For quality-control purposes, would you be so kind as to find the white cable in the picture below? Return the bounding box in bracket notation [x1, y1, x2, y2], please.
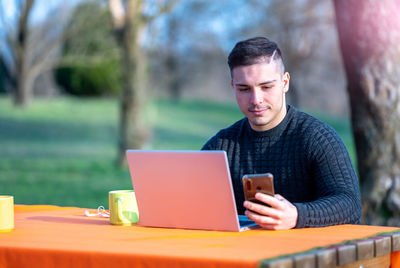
[84, 206, 110, 218]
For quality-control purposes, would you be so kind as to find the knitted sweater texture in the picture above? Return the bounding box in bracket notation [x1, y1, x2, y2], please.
[202, 105, 362, 228]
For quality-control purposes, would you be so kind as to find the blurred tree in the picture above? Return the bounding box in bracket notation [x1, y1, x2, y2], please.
[1, 0, 35, 106]
[156, 0, 207, 100]
[246, 0, 333, 108]
[108, 0, 178, 165]
[147, 0, 249, 102]
[334, 0, 400, 225]
[147, 0, 217, 101]
[56, 1, 122, 96]
[0, 0, 71, 106]
[164, 12, 181, 100]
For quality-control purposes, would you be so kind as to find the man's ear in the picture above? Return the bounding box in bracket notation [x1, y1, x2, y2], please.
[283, 72, 290, 93]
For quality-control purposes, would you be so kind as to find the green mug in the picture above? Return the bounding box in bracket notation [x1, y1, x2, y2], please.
[109, 190, 139, 226]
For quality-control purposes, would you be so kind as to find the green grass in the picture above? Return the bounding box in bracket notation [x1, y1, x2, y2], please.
[0, 95, 355, 208]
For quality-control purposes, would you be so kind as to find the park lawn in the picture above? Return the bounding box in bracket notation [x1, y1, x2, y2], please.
[0, 96, 355, 208]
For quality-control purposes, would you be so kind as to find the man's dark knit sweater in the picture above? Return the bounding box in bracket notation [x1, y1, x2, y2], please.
[202, 105, 362, 228]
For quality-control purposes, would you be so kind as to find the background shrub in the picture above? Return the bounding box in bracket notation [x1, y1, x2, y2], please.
[55, 60, 122, 96]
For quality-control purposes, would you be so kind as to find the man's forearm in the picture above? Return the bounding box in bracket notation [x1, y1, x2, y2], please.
[293, 193, 361, 228]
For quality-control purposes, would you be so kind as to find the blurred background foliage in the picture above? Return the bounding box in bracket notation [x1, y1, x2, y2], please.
[55, 60, 121, 96]
[0, 0, 346, 109]
[55, 1, 122, 96]
[0, 0, 354, 207]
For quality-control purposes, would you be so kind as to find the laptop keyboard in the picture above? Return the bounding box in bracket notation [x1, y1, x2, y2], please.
[238, 215, 256, 227]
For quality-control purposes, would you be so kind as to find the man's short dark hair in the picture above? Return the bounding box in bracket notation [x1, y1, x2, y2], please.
[228, 37, 285, 77]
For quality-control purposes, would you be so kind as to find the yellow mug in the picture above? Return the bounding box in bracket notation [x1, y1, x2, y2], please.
[109, 190, 139, 226]
[0, 196, 14, 232]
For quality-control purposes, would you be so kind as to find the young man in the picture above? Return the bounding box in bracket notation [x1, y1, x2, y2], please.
[202, 37, 362, 230]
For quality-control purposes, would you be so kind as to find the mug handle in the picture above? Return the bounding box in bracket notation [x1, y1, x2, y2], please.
[117, 197, 124, 222]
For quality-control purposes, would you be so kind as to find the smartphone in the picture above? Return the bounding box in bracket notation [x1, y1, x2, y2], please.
[242, 173, 274, 205]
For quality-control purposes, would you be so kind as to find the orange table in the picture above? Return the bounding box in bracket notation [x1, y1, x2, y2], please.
[0, 205, 399, 268]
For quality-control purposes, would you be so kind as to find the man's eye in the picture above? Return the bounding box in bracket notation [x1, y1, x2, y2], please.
[238, 88, 249, 92]
[262, 86, 272, 90]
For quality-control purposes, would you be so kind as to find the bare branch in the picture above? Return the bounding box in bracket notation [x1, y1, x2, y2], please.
[28, 48, 58, 84]
[0, 1, 8, 28]
[27, 5, 106, 72]
[4, 26, 17, 55]
[17, 0, 35, 45]
[142, 0, 179, 23]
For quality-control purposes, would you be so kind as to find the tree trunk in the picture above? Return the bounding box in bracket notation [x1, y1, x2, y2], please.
[166, 15, 182, 100]
[117, 0, 149, 166]
[109, 0, 177, 165]
[333, 0, 400, 225]
[14, 65, 28, 106]
[166, 52, 181, 100]
[14, 72, 34, 107]
[13, 0, 35, 107]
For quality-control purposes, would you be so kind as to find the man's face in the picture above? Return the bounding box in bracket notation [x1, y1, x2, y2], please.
[231, 61, 290, 131]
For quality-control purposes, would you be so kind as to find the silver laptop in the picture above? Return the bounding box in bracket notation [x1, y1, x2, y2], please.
[126, 150, 259, 232]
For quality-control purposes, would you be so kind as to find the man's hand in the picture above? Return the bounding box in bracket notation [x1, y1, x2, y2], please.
[243, 193, 298, 230]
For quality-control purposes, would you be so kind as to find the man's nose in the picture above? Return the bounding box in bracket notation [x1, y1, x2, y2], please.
[250, 88, 263, 105]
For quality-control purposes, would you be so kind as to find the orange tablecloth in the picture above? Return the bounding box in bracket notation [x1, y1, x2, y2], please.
[0, 205, 399, 268]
